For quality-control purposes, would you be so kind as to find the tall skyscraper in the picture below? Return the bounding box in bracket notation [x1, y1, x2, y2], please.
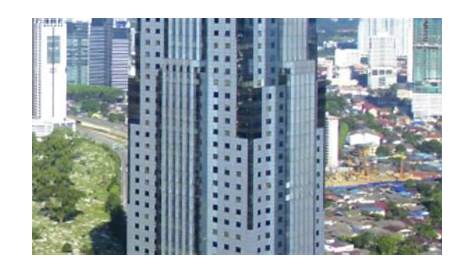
[89, 18, 113, 87]
[326, 115, 339, 171]
[412, 18, 442, 119]
[127, 18, 325, 255]
[358, 18, 412, 57]
[32, 18, 74, 137]
[368, 33, 397, 89]
[89, 18, 130, 92]
[111, 27, 130, 92]
[67, 20, 90, 85]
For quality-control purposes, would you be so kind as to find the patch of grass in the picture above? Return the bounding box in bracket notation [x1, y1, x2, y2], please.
[32, 139, 124, 255]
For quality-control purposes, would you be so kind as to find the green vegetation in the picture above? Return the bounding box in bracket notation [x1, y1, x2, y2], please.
[348, 232, 422, 255]
[32, 129, 125, 254]
[33, 129, 84, 223]
[419, 183, 442, 227]
[67, 84, 123, 103]
[62, 243, 73, 253]
[67, 84, 124, 117]
[362, 113, 383, 133]
[108, 113, 126, 123]
[417, 140, 442, 158]
[341, 112, 383, 134]
[326, 93, 348, 116]
[80, 99, 102, 115]
[415, 223, 438, 241]
[376, 145, 391, 157]
[402, 131, 422, 147]
[385, 201, 408, 219]
[339, 121, 350, 154]
[395, 144, 407, 154]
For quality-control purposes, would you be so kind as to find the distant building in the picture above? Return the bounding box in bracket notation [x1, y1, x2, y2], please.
[326, 115, 339, 171]
[32, 18, 75, 137]
[347, 129, 381, 155]
[334, 49, 361, 68]
[89, 18, 130, 92]
[111, 26, 130, 92]
[412, 19, 442, 119]
[368, 34, 397, 90]
[358, 18, 413, 57]
[67, 20, 90, 85]
[332, 67, 358, 87]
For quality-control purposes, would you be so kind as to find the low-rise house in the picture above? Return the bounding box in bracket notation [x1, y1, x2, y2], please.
[359, 204, 386, 217]
[325, 240, 355, 254]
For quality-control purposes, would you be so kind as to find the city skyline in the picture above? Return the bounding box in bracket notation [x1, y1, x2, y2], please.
[31, 17, 443, 256]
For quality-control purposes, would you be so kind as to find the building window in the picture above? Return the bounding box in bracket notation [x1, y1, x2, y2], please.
[47, 36, 60, 64]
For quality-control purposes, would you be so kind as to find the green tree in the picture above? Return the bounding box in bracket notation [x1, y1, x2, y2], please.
[404, 179, 417, 190]
[375, 234, 402, 255]
[62, 243, 73, 253]
[417, 140, 442, 157]
[108, 113, 126, 123]
[351, 231, 376, 249]
[326, 93, 348, 116]
[397, 238, 422, 255]
[81, 99, 101, 114]
[402, 131, 422, 147]
[44, 175, 84, 223]
[32, 227, 41, 240]
[80, 244, 94, 255]
[386, 201, 408, 219]
[395, 144, 407, 154]
[415, 223, 438, 240]
[339, 121, 349, 154]
[376, 145, 391, 157]
[67, 84, 123, 104]
[363, 113, 382, 132]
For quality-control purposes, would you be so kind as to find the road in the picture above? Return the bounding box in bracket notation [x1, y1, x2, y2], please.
[73, 118, 129, 210]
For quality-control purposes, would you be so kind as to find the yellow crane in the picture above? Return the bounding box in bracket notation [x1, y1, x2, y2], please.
[388, 153, 407, 180]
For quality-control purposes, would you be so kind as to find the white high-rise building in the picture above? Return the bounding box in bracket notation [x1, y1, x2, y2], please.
[368, 33, 397, 89]
[334, 49, 361, 68]
[326, 115, 339, 171]
[358, 18, 412, 57]
[32, 18, 75, 137]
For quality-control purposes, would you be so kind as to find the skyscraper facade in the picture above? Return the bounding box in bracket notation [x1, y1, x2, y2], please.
[368, 34, 397, 89]
[358, 18, 412, 57]
[32, 18, 74, 137]
[89, 18, 130, 92]
[89, 18, 113, 87]
[412, 18, 442, 119]
[127, 18, 324, 255]
[111, 27, 130, 92]
[67, 20, 90, 85]
[326, 115, 339, 171]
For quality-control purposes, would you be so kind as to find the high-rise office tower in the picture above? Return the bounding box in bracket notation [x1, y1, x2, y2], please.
[67, 20, 90, 85]
[127, 18, 324, 255]
[358, 18, 412, 57]
[89, 18, 113, 87]
[368, 33, 397, 89]
[326, 115, 339, 171]
[89, 18, 130, 92]
[412, 18, 442, 119]
[32, 18, 74, 137]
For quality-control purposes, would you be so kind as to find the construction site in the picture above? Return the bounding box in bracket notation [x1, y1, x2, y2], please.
[326, 143, 441, 187]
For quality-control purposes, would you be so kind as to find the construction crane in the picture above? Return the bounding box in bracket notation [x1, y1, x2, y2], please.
[354, 144, 374, 179]
[389, 153, 407, 180]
